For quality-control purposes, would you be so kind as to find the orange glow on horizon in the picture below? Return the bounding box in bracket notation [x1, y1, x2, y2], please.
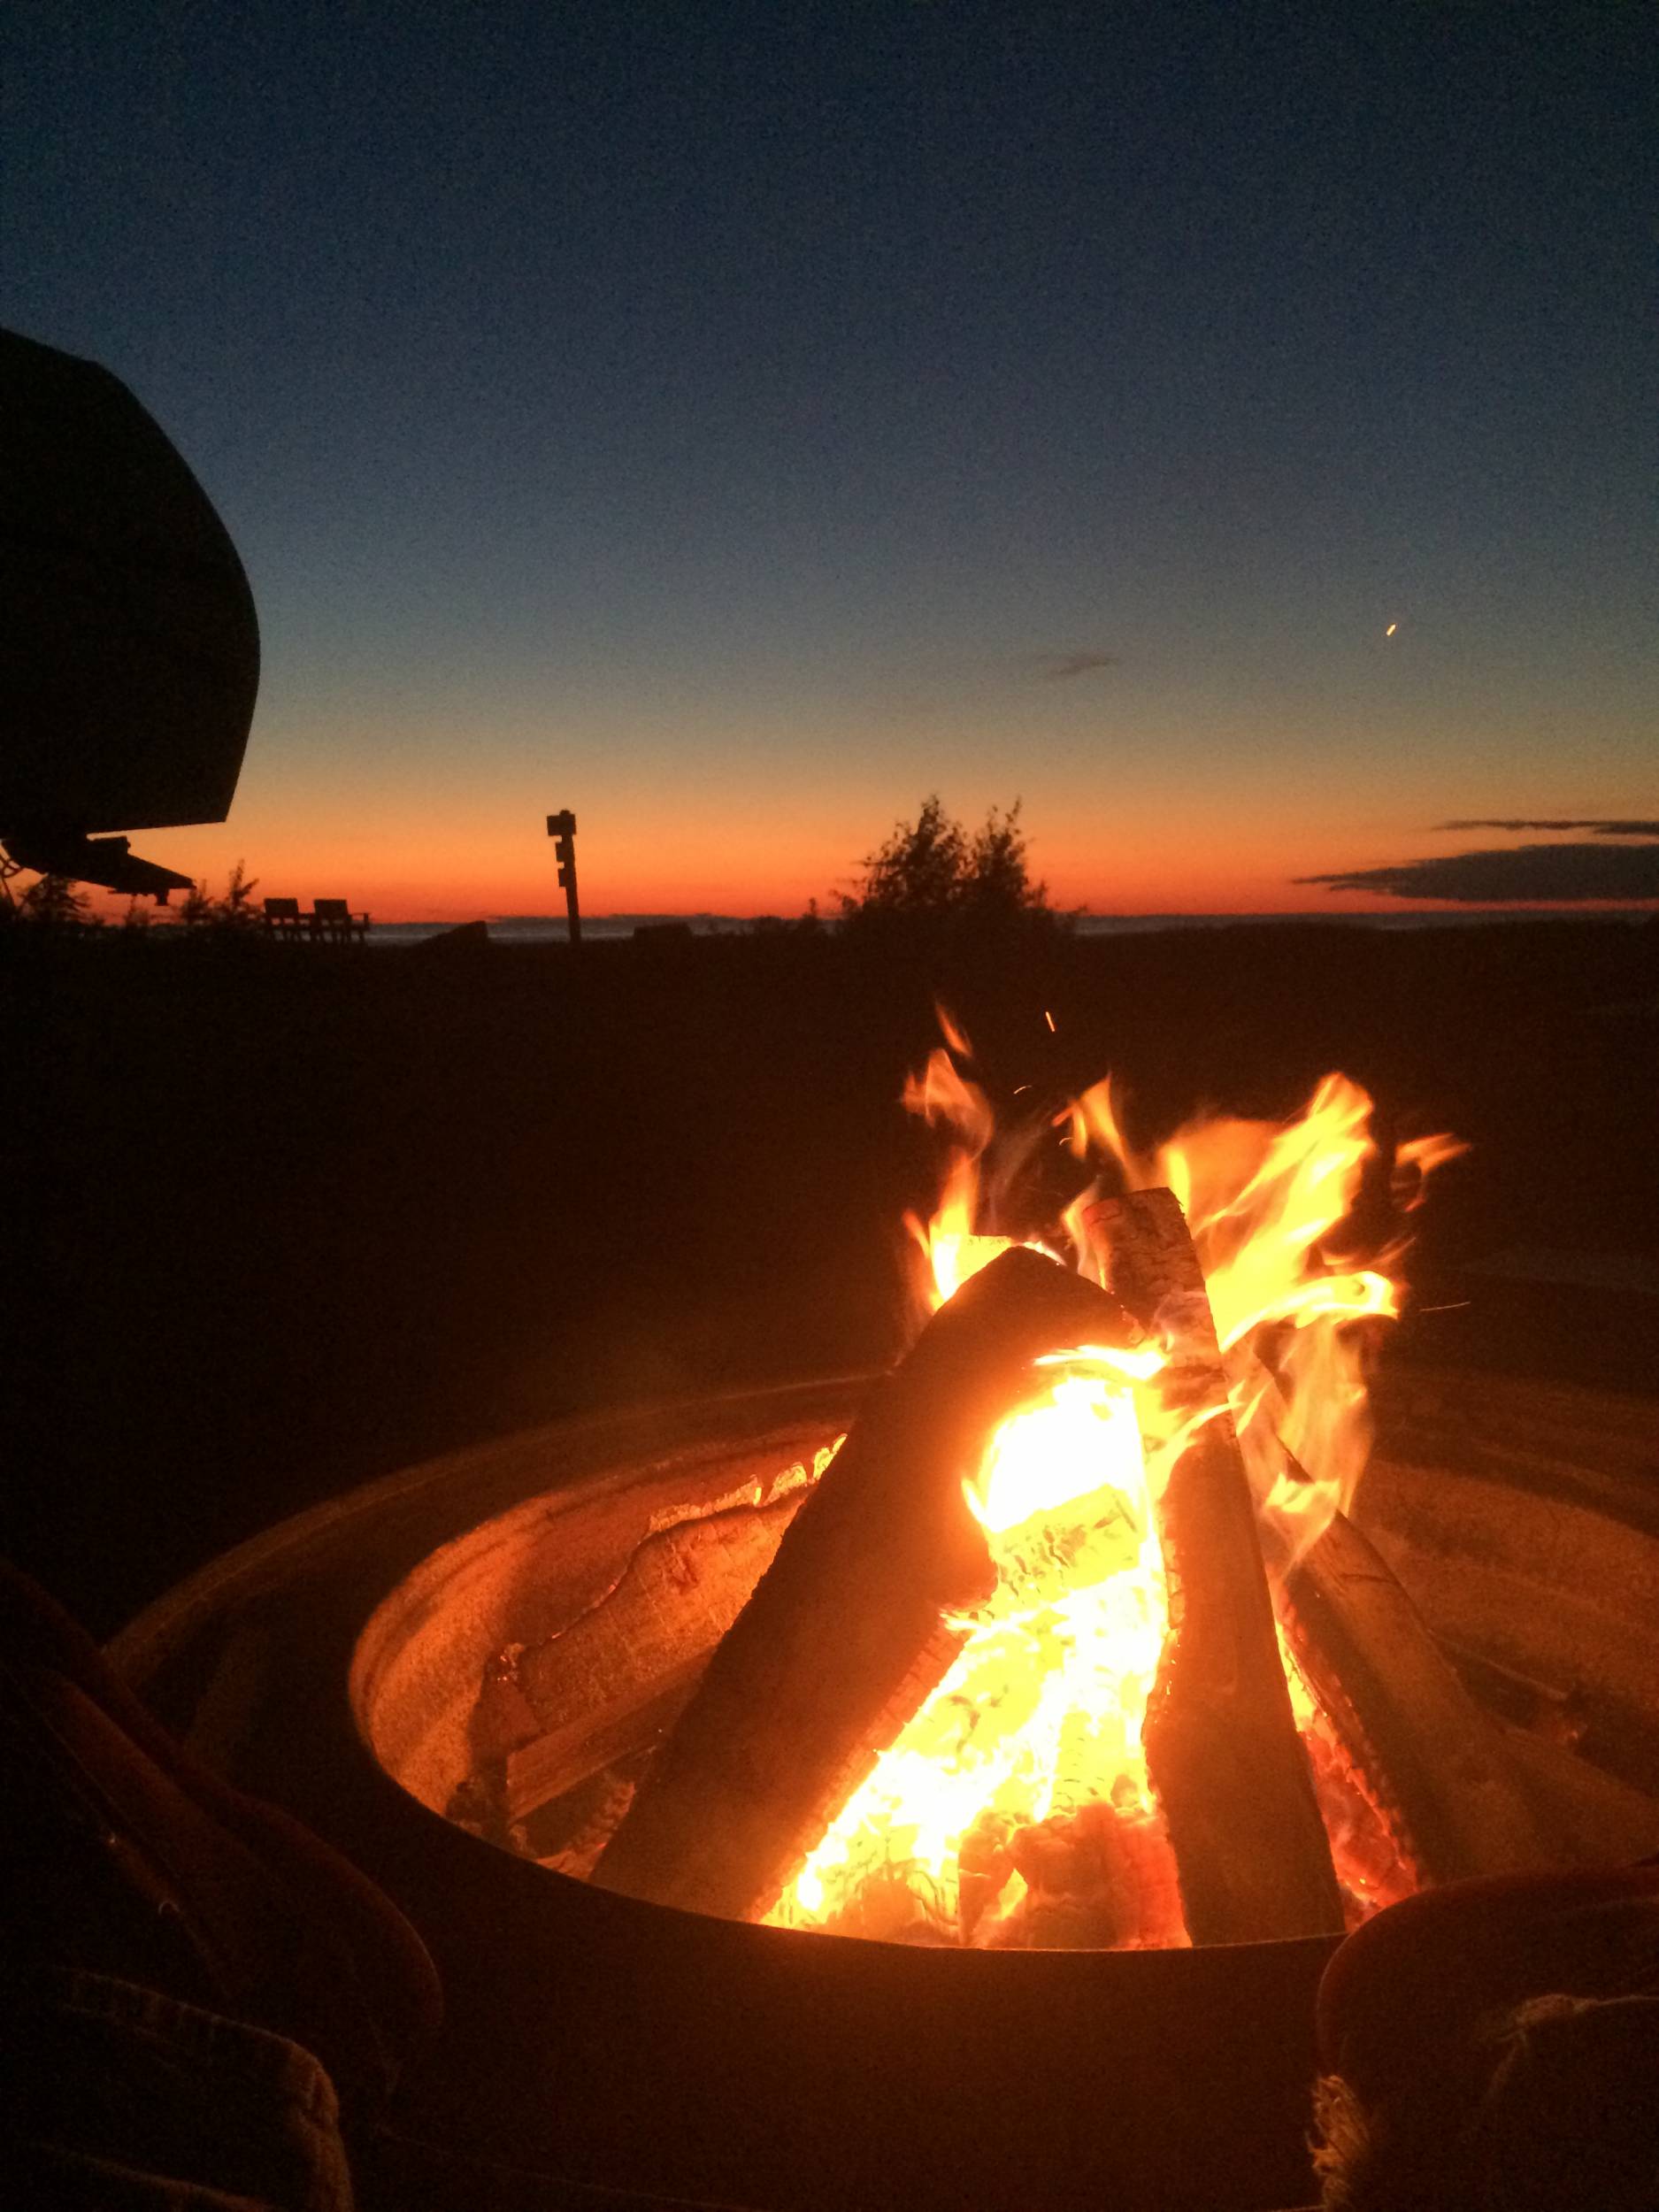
[66, 781, 1658, 925]
[81, 863, 1656, 927]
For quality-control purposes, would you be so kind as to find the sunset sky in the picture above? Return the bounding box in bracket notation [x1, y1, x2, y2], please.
[6, 5, 1653, 919]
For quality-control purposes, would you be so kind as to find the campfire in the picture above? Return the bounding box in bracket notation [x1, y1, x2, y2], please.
[119, 1163, 1656, 2208]
[460, 1025, 1577, 1954]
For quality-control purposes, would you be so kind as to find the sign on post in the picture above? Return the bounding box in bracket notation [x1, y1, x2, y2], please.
[546, 810, 582, 948]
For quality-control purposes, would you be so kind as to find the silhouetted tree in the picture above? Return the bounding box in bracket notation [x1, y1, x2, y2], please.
[218, 860, 261, 931]
[180, 879, 215, 928]
[181, 862, 261, 933]
[960, 802, 1051, 924]
[13, 873, 96, 930]
[845, 795, 970, 921]
[839, 796, 1064, 943]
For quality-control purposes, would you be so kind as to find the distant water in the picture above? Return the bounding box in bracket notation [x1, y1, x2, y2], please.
[366, 909, 1655, 948]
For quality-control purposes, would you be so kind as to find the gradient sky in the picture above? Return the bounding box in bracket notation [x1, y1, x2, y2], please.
[5, 4, 1654, 918]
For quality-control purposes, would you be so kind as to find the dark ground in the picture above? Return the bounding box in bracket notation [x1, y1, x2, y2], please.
[6, 916, 1657, 1636]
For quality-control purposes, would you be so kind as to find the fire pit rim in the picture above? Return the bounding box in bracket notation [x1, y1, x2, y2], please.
[107, 1371, 879, 1685]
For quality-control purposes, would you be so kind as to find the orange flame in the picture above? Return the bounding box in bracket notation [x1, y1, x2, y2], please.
[900, 1040, 1013, 1307]
[766, 1023, 1463, 1946]
[1070, 1070, 1466, 1549]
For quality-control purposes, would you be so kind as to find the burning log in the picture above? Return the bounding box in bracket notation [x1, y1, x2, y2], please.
[593, 1246, 1137, 1920]
[1082, 1187, 1346, 1943]
[1279, 1509, 1561, 1886]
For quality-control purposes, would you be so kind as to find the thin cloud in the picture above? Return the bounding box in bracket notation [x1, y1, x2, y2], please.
[1300, 841, 1659, 903]
[1025, 650, 1120, 682]
[1437, 818, 1659, 837]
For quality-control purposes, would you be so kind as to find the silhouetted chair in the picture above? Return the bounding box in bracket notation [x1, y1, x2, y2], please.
[262, 895, 304, 940]
[310, 898, 369, 943]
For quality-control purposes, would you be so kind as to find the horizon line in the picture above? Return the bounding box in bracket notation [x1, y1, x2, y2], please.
[367, 902, 1659, 927]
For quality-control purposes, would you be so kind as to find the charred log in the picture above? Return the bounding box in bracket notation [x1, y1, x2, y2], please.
[1082, 1187, 1346, 1943]
[593, 1247, 1136, 1920]
[1281, 1509, 1563, 1885]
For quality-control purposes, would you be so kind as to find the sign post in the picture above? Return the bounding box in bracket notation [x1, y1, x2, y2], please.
[546, 810, 581, 949]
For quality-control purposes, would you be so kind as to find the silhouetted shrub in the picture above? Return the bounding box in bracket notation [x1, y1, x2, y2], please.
[180, 861, 263, 934]
[7, 872, 97, 931]
[838, 795, 1071, 954]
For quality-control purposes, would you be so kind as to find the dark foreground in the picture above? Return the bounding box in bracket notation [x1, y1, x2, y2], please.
[7, 915, 1657, 1633]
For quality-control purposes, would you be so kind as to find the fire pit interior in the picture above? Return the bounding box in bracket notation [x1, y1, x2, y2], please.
[340, 1359, 1659, 2208]
[363, 1039, 1657, 1960]
[357, 1379, 1659, 1924]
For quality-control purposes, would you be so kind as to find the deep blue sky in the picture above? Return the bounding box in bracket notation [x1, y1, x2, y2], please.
[6, 4, 1654, 915]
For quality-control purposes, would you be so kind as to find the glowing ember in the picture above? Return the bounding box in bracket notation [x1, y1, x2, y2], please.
[765, 1026, 1463, 1945]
